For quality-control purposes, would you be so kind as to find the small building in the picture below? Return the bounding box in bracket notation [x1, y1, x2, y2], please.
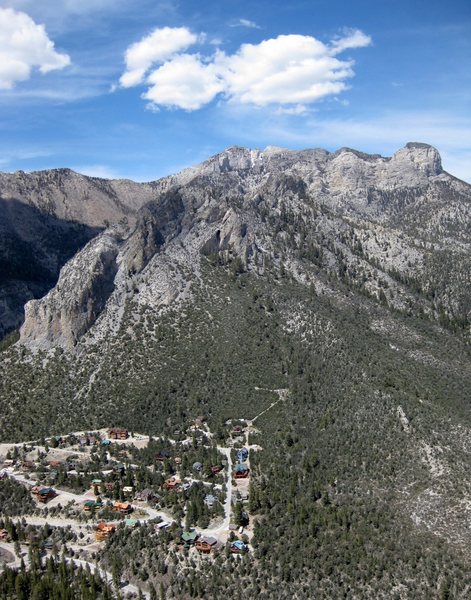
[230, 540, 248, 554]
[101, 439, 111, 446]
[0, 529, 9, 542]
[48, 460, 62, 469]
[91, 479, 104, 494]
[231, 425, 245, 437]
[233, 464, 249, 479]
[123, 486, 134, 496]
[96, 523, 115, 542]
[156, 450, 171, 462]
[211, 465, 223, 475]
[174, 456, 182, 465]
[32, 486, 56, 503]
[0, 470, 8, 480]
[237, 448, 249, 463]
[125, 518, 139, 528]
[181, 530, 198, 546]
[196, 536, 217, 554]
[194, 416, 206, 427]
[204, 494, 216, 508]
[108, 428, 129, 440]
[192, 461, 203, 472]
[113, 501, 133, 514]
[163, 477, 180, 491]
[135, 488, 155, 502]
[21, 460, 36, 472]
[112, 463, 126, 476]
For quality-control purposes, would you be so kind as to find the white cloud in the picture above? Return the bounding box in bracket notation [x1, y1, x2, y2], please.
[330, 28, 372, 54]
[120, 26, 199, 88]
[0, 7, 70, 89]
[143, 54, 224, 111]
[230, 18, 261, 29]
[120, 28, 371, 111]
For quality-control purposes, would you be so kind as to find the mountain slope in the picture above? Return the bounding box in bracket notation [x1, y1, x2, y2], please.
[1, 143, 471, 598]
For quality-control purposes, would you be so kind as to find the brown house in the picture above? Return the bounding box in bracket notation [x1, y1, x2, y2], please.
[32, 486, 57, 503]
[196, 536, 218, 554]
[113, 501, 133, 514]
[108, 428, 129, 440]
[163, 477, 180, 491]
[95, 523, 115, 541]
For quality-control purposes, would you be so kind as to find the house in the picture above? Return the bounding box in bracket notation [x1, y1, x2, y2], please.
[231, 425, 245, 437]
[104, 482, 115, 492]
[174, 456, 182, 466]
[32, 486, 56, 503]
[0, 470, 8, 480]
[192, 461, 203, 472]
[230, 540, 248, 554]
[101, 439, 111, 446]
[211, 465, 223, 475]
[113, 501, 133, 514]
[237, 448, 249, 462]
[123, 486, 134, 496]
[125, 518, 139, 528]
[108, 428, 129, 440]
[156, 450, 171, 462]
[204, 494, 216, 508]
[196, 536, 217, 553]
[95, 523, 115, 541]
[21, 460, 36, 472]
[91, 479, 104, 494]
[135, 488, 155, 502]
[155, 521, 170, 532]
[112, 463, 126, 475]
[0, 529, 9, 542]
[233, 464, 249, 479]
[181, 530, 198, 546]
[84, 499, 102, 511]
[48, 460, 62, 469]
[163, 477, 180, 491]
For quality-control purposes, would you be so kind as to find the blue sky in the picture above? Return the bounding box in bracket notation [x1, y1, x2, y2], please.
[0, 0, 470, 182]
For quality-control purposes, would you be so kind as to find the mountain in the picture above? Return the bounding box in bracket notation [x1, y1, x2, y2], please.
[0, 166, 199, 337]
[17, 142, 471, 350]
[1, 143, 471, 598]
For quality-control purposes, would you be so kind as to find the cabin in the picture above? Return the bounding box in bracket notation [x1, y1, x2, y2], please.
[194, 416, 206, 427]
[204, 494, 216, 508]
[163, 477, 180, 491]
[0, 529, 9, 542]
[196, 536, 217, 554]
[125, 518, 139, 528]
[21, 460, 36, 472]
[233, 464, 250, 479]
[237, 448, 249, 462]
[113, 501, 133, 514]
[96, 523, 115, 541]
[108, 428, 129, 440]
[181, 531, 199, 546]
[112, 463, 126, 476]
[230, 540, 248, 554]
[156, 450, 172, 462]
[91, 479, 104, 494]
[32, 486, 56, 503]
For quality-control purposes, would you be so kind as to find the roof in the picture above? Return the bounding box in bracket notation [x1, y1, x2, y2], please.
[199, 536, 217, 546]
[125, 519, 138, 527]
[234, 463, 249, 472]
[192, 461, 203, 469]
[231, 540, 247, 550]
[182, 531, 198, 542]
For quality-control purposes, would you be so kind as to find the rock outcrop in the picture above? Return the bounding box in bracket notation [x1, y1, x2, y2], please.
[10, 142, 471, 350]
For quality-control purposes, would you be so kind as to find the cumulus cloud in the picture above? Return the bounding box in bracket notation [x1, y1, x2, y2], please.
[120, 27, 371, 111]
[120, 26, 199, 88]
[0, 7, 70, 89]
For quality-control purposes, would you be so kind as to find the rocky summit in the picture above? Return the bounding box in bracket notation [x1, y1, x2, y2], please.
[1, 143, 471, 599]
[11, 142, 470, 351]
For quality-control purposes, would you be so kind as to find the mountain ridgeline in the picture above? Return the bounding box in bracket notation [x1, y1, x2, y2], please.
[1, 143, 471, 598]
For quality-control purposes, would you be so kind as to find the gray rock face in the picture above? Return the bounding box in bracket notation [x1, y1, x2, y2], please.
[13, 142, 471, 350]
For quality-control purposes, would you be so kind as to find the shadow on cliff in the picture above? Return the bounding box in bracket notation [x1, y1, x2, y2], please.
[0, 197, 102, 340]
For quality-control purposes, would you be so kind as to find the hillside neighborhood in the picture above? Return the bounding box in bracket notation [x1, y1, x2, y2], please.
[0, 414, 264, 596]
